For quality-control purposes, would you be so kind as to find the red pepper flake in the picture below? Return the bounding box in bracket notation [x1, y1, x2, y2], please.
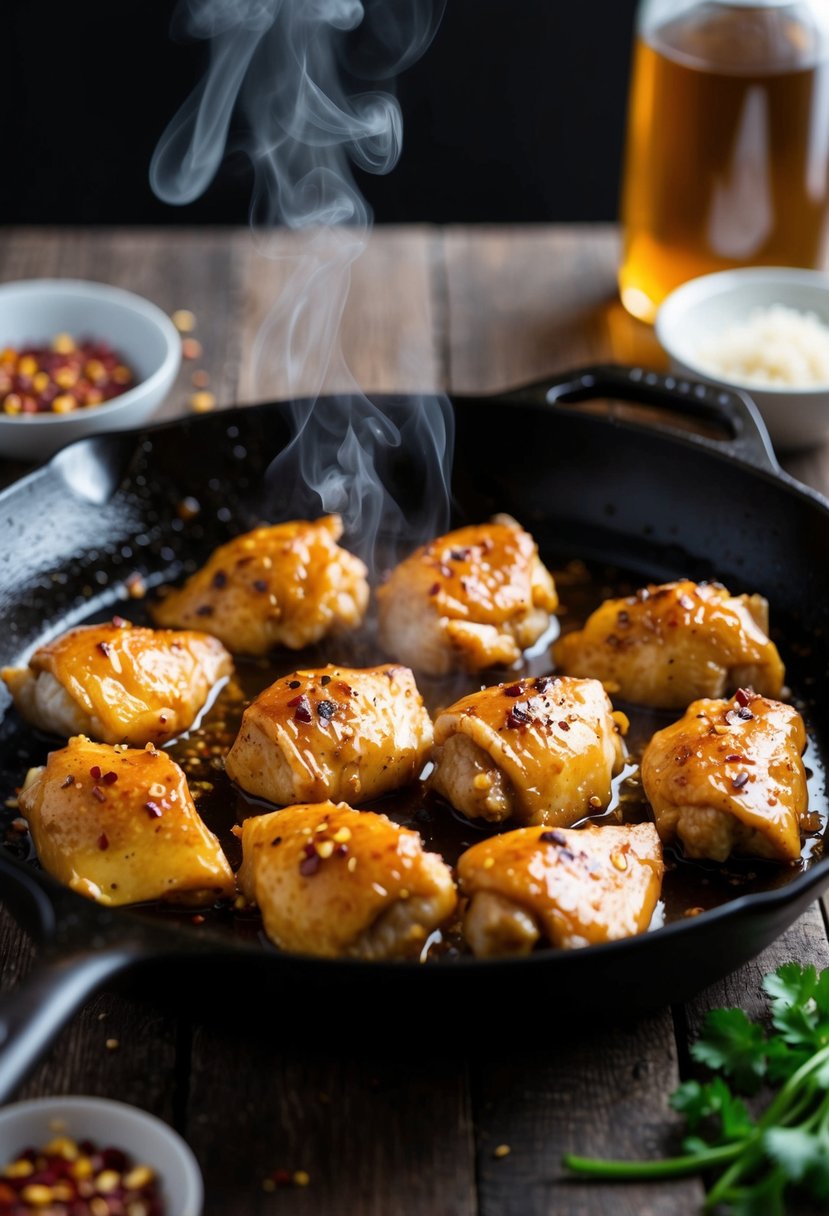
[102, 771, 118, 785]
[504, 683, 524, 697]
[196, 604, 214, 617]
[506, 705, 532, 729]
[111, 615, 128, 627]
[192, 914, 206, 925]
[212, 569, 227, 589]
[429, 582, 440, 596]
[90, 765, 102, 780]
[317, 700, 337, 720]
[449, 547, 471, 561]
[337, 681, 353, 697]
[145, 800, 163, 818]
[732, 771, 750, 789]
[299, 853, 320, 877]
[558, 720, 571, 731]
[97, 832, 109, 850]
[734, 687, 752, 707]
[724, 754, 755, 764]
[96, 640, 111, 658]
[534, 675, 556, 692]
[92, 785, 106, 802]
[61, 774, 74, 789]
[334, 843, 349, 857]
[287, 693, 313, 722]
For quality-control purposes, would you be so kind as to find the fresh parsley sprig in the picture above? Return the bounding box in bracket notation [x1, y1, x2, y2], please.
[563, 963, 829, 1212]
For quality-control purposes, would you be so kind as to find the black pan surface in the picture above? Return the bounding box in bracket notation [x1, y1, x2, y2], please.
[1, 365, 828, 1094]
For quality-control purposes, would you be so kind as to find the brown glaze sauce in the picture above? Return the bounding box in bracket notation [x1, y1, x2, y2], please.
[3, 558, 827, 957]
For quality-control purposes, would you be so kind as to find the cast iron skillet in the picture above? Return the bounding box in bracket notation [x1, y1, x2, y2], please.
[0, 364, 827, 1101]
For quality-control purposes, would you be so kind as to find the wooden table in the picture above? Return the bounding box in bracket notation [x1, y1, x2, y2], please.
[1, 225, 828, 1215]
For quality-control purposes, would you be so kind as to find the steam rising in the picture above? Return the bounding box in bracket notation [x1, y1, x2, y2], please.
[151, 0, 452, 561]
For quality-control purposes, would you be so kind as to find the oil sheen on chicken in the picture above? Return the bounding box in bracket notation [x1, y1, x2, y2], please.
[458, 822, 663, 956]
[225, 664, 434, 805]
[553, 579, 784, 708]
[376, 516, 558, 676]
[430, 674, 627, 826]
[238, 801, 457, 959]
[1, 620, 232, 747]
[18, 736, 235, 907]
[152, 515, 369, 656]
[640, 690, 808, 863]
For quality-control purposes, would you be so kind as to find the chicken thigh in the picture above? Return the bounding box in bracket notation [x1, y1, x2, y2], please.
[18, 736, 235, 907]
[640, 689, 808, 863]
[430, 674, 627, 826]
[1, 620, 232, 747]
[238, 801, 457, 959]
[152, 515, 368, 656]
[553, 579, 784, 708]
[225, 664, 434, 805]
[458, 822, 663, 956]
[376, 516, 558, 676]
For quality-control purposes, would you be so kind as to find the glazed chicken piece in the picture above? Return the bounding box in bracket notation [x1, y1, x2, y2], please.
[430, 674, 626, 827]
[152, 515, 368, 656]
[1, 620, 232, 747]
[376, 516, 558, 676]
[553, 579, 784, 708]
[18, 736, 235, 907]
[458, 822, 663, 956]
[238, 801, 457, 959]
[225, 663, 433, 805]
[640, 689, 808, 863]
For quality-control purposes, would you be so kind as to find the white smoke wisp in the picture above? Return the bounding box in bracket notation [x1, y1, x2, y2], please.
[151, 0, 453, 562]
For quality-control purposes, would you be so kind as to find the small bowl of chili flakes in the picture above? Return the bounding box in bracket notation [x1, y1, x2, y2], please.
[0, 1095, 203, 1215]
[0, 280, 181, 461]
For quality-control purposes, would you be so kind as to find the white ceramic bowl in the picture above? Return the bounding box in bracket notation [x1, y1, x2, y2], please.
[0, 1095, 203, 1214]
[655, 267, 829, 451]
[0, 279, 181, 461]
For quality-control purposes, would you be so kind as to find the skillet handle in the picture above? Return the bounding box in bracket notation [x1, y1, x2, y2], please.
[500, 363, 780, 474]
[0, 945, 143, 1103]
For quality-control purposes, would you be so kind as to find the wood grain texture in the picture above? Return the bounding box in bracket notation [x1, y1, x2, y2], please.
[186, 1026, 476, 1216]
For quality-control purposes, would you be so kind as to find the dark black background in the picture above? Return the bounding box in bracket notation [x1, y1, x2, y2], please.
[3, 0, 638, 225]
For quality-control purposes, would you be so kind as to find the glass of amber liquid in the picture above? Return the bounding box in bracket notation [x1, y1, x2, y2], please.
[619, 0, 829, 323]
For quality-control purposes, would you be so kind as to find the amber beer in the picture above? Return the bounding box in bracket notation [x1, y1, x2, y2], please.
[619, 2, 829, 323]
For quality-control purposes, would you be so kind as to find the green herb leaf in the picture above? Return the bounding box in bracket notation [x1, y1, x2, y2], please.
[691, 1007, 768, 1093]
[763, 1126, 829, 1194]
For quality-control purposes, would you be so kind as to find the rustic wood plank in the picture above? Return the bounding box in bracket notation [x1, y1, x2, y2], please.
[187, 1027, 477, 1216]
[472, 1012, 703, 1216]
[236, 225, 443, 401]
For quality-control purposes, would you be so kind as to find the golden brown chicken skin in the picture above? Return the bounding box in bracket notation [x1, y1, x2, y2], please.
[640, 690, 808, 863]
[458, 822, 663, 956]
[18, 736, 235, 907]
[1, 620, 232, 747]
[553, 579, 784, 708]
[238, 801, 457, 959]
[225, 664, 434, 805]
[376, 516, 558, 676]
[152, 515, 368, 656]
[430, 674, 627, 826]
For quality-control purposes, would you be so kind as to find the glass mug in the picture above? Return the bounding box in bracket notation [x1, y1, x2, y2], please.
[619, 0, 829, 323]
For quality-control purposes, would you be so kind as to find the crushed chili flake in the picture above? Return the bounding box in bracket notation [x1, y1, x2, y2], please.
[90, 766, 102, 780]
[102, 771, 118, 785]
[734, 687, 752, 707]
[428, 582, 440, 596]
[558, 720, 571, 731]
[299, 853, 320, 877]
[506, 705, 531, 729]
[0, 1136, 164, 1213]
[97, 833, 109, 850]
[111, 616, 127, 628]
[91, 786, 106, 803]
[96, 641, 111, 658]
[534, 675, 555, 692]
[504, 683, 524, 697]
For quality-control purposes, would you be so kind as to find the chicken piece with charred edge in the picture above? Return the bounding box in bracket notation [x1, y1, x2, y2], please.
[640, 689, 808, 863]
[553, 579, 784, 709]
[429, 674, 627, 826]
[458, 822, 663, 956]
[151, 515, 368, 656]
[1, 620, 232, 747]
[18, 736, 235, 907]
[225, 663, 434, 805]
[237, 801, 457, 959]
[376, 515, 558, 676]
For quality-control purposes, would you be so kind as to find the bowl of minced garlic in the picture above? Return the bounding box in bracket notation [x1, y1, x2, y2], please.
[656, 266, 829, 451]
[0, 1096, 202, 1215]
